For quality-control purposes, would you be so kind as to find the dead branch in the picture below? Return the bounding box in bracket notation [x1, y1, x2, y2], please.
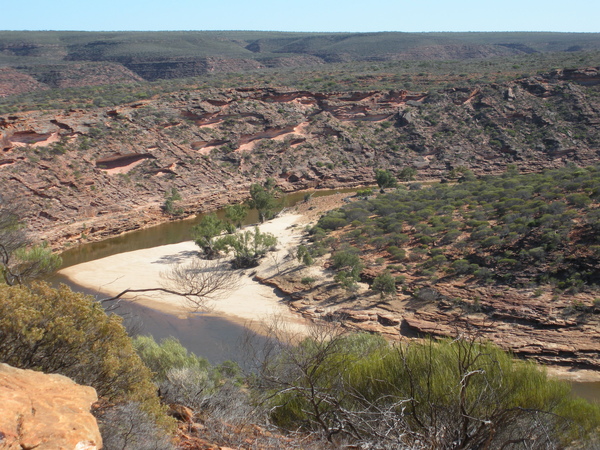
[100, 258, 240, 312]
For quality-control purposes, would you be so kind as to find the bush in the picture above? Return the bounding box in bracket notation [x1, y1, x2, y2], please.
[259, 331, 600, 448]
[387, 245, 407, 262]
[332, 248, 363, 278]
[248, 179, 278, 223]
[318, 211, 348, 230]
[296, 244, 314, 266]
[301, 276, 316, 286]
[371, 270, 397, 298]
[375, 169, 398, 191]
[134, 336, 249, 424]
[97, 402, 175, 450]
[192, 213, 225, 258]
[0, 282, 167, 424]
[215, 226, 277, 268]
[134, 335, 212, 382]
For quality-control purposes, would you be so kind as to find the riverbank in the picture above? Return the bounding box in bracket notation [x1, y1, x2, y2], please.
[58, 191, 600, 386]
[59, 212, 313, 334]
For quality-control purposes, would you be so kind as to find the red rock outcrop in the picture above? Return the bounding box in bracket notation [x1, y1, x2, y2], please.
[0, 363, 102, 450]
[0, 71, 599, 249]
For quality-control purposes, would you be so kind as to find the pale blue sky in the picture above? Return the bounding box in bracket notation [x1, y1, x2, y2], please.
[3, 0, 598, 33]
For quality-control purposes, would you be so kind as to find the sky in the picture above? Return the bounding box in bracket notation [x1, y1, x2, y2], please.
[2, 0, 599, 33]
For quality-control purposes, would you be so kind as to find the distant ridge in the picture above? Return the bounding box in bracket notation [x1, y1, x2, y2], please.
[1, 31, 600, 84]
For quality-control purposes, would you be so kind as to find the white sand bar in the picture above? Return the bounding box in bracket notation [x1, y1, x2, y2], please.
[59, 214, 311, 334]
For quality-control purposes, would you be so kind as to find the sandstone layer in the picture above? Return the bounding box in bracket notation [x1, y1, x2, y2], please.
[0, 363, 102, 450]
[1, 68, 599, 250]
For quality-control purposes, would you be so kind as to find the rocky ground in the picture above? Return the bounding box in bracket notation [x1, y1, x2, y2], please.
[1, 67, 599, 250]
[253, 193, 600, 377]
[0, 363, 101, 449]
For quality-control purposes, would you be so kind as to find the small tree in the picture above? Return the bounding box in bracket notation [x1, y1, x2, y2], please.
[332, 248, 364, 291]
[192, 213, 225, 258]
[162, 187, 183, 216]
[247, 178, 278, 223]
[296, 244, 314, 266]
[398, 166, 417, 182]
[374, 169, 398, 193]
[0, 203, 61, 285]
[371, 270, 396, 298]
[224, 203, 248, 230]
[215, 227, 278, 268]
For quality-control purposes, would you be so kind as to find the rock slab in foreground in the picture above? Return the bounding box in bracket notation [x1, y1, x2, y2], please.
[0, 363, 102, 450]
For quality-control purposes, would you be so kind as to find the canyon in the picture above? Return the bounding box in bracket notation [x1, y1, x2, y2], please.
[1, 67, 599, 250]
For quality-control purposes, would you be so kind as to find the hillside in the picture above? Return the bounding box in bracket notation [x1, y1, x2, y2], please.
[1, 67, 599, 248]
[1, 30, 600, 96]
[273, 165, 600, 370]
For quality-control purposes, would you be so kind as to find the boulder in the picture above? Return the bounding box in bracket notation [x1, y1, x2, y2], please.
[0, 363, 102, 450]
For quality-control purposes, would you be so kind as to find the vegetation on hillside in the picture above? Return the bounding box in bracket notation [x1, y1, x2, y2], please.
[1, 41, 599, 114]
[0, 202, 61, 285]
[312, 164, 600, 295]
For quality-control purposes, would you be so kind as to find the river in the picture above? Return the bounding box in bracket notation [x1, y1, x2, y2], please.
[54, 188, 357, 366]
[54, 188, 599, 403]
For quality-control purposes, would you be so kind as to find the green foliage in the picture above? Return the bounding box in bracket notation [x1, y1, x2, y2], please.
[133, 335, 246, 425]
[296, 244, 314, 266]
[133, 335, 211, 382]
[374, 168, 398, 191]
[215, 226, 277, 268]
[162, 188, 183, 216]
[8, 242, 62, 284]
[317, 210, 348, 230]
[307, 164, 600, 290]
[0, 282, 168, 425]
[332, 247, 364, 291]
[301, 276, 316, 286]
[355, 188, 373, 198]
[247, 178, 279, 223]
[224, 203, 248, 229]
[192, 213, 225, 258]
[398, 166, 417, 181]
[260, 331, 600, 448]
[371, 270, 397, 298]
[1, 204, 61, 286]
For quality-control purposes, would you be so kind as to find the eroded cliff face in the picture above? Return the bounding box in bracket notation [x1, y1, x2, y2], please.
[0, 363, 101, 450]
[1, 68, 599, 248]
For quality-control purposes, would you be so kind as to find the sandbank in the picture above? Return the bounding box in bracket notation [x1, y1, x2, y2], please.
[59, 213, 311, 334]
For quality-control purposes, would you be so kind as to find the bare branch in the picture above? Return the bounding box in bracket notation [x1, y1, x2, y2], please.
[100, 258, 240, 312]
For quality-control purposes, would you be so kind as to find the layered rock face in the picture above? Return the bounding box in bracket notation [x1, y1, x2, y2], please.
[0, 363, 102, 450]
[0, 69, 599, 248]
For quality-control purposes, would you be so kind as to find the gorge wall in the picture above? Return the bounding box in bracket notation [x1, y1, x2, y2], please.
[0, 68, 599, 248]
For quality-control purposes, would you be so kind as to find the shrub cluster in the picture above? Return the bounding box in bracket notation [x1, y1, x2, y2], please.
[315, 164, 600, 291]
[0, 282, 168, 424]
[257, 331, 600, 448]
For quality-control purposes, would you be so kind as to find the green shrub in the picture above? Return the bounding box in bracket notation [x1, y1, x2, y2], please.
[371, 271, 397, 298]
[301, 276, 317, 286]
[0, 282, 168, 425]
[296, 244, 314, 266]
[215, 227, 278, 268]
[260, 332, 600, 448]
[134, 335, 211, 382]
[318, 211, 348, 230]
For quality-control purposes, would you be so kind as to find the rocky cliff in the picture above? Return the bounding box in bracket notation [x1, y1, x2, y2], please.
[0, 363, 102, 450]
[0, 68, 598, 248]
